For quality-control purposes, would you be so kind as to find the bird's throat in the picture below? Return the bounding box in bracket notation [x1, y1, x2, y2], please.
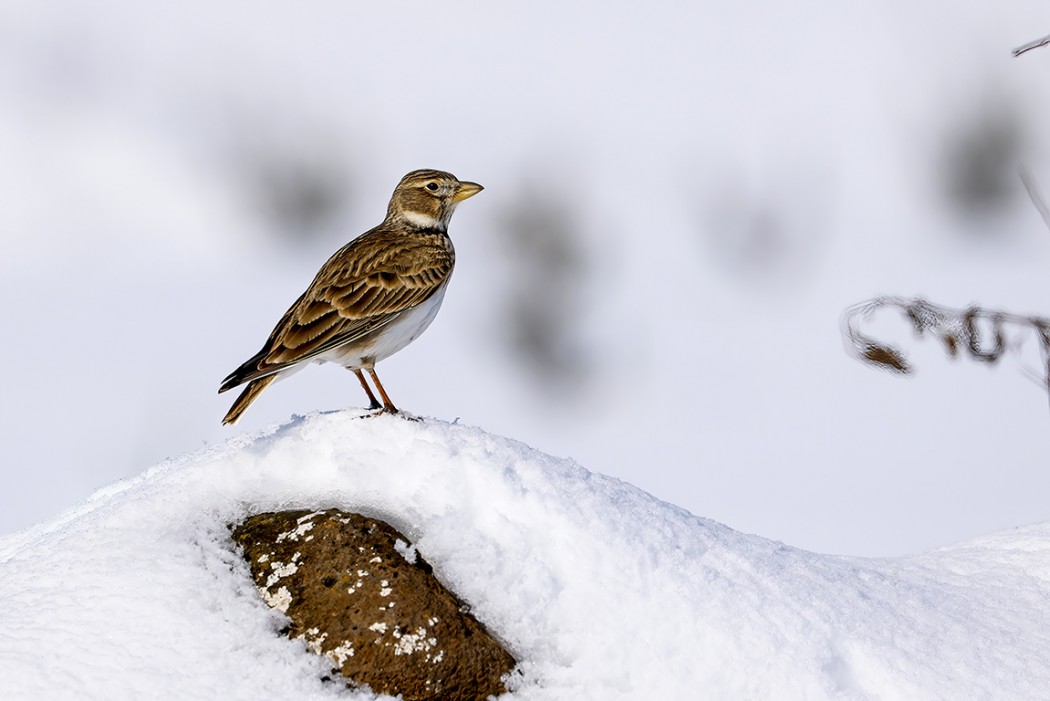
[399, 209, 447, 231]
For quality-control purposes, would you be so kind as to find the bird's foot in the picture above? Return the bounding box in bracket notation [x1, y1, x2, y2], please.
[355, 405, 421, 421]
[360, 406, 423, 422]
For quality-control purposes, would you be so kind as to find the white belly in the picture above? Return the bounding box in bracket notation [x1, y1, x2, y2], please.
[323, 283, 448, 369]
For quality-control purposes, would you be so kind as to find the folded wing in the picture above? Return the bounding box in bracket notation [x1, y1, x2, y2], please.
[220, 230, 453, 392]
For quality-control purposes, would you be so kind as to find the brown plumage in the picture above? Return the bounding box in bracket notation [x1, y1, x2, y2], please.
[219, 169, 482, 425]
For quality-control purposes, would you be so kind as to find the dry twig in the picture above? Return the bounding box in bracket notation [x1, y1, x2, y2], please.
[1020, 167, 1050, 233]
[841, 296, 1050, 395]
[1012, 33, 1050, 58]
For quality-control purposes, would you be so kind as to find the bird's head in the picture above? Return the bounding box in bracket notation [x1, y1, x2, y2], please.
[385, 169, 483, 231]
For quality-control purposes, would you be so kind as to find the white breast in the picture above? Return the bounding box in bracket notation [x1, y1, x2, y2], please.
[323, 282, 449, 370]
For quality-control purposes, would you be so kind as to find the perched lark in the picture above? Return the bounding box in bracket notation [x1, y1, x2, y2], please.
[219, 169, 482, 425]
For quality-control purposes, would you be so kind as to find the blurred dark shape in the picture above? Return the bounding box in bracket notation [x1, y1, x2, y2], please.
[842, 296, 1050, 394]
[251, 152, 348, 236]
[233, 129, 353, 242]
[940, 105, 1024, 222]
[700, 173, 828, 288]
[707, 197, 789, 273]
[496, 183, 590, 395]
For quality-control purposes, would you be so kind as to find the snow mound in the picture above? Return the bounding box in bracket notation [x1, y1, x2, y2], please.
[2, 413, 1048, 700]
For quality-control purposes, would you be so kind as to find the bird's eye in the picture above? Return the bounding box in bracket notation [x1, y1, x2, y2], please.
[426, 182, 439, 192]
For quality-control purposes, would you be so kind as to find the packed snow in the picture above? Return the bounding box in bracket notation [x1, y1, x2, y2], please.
[2, 413, 1048, 700]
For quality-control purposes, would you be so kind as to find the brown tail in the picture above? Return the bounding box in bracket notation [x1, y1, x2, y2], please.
[222, 375, 277, 425]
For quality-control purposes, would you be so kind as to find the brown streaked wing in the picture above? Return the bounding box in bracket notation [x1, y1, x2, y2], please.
[254, 230, 453, 372]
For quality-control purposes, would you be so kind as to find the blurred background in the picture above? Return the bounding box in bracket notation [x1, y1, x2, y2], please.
[2, 1, 1049, 557]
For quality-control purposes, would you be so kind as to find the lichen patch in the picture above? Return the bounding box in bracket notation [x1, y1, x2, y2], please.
[260, 585, 292, 613]
[328, 641, 355, 666]
[392, 627, 439, 657]
[265, 559, 299, 587]
[276, 513, 321, 543]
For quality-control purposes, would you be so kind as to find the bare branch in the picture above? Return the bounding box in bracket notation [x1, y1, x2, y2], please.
[1012, 33, 1050, 57]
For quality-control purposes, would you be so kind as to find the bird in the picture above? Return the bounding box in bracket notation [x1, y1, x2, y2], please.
[219, 169, 482, 425]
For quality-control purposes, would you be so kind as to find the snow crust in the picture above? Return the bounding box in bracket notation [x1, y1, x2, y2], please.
[2, 413, 1049, 700]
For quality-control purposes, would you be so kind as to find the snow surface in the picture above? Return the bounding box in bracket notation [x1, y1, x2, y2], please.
[2, 413, 1049, 700]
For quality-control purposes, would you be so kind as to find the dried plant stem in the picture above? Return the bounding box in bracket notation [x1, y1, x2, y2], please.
[1020, 167, 1050, 233]
[841, 297, 1050, 397]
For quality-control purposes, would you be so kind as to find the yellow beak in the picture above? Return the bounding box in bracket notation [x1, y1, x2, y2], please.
[453, 181, 484, 202]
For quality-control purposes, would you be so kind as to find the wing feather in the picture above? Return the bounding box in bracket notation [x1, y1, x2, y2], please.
[230, 228, 454, 384]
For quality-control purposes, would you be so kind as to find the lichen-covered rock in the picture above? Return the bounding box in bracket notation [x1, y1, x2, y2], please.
[231, 509, 516, 700]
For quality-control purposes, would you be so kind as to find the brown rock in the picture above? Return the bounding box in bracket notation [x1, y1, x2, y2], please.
[231, 509, 516, 700]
